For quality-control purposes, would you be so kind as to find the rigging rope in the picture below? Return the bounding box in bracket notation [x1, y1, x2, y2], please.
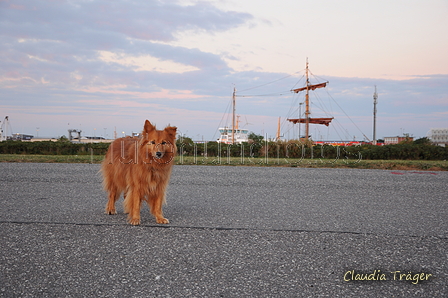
[237, 72, 301, 93]
[212, 97, 233, 141]
[236, 90, 292, 97]
[325, 89, 371, 142]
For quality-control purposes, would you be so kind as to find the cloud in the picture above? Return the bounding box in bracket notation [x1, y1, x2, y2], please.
[0, 0, 251, 91]
[3, 0, 252, 42]
[97, 51, 200, 73]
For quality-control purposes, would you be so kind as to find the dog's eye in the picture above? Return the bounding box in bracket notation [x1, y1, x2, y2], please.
[161, 141, 166, 145]
[151, 141, 156, 145]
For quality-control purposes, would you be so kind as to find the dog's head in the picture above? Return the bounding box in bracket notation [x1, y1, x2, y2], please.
[140, 120, 177, 163]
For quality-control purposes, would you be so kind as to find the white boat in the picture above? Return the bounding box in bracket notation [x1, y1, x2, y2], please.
[217, 126, 249, 144]
[217, 88, 250, 144]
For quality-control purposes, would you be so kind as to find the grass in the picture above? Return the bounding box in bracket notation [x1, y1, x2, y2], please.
[0, 154, 447, 171]
[0, 154, 104, 164]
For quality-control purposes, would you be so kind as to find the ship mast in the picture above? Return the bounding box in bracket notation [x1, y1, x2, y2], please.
[305, 59, 310, 140]
[232, 87, 236, 144]
[287, 59, 332, 141]
[276, 117, 281, 141]
[373, 86, 378, 145]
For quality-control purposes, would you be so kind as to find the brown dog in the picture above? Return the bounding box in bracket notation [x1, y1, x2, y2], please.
[101, 120, 177, 225]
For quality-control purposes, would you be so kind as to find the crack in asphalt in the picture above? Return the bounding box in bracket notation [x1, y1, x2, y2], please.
[1, 220, 446, 240]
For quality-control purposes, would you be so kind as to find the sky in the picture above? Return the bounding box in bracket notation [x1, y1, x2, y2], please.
[1, 0, 447, 141]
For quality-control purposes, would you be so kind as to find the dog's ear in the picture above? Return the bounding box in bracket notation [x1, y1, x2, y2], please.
[165, 126, 177, 139]
[144, 120, 155, 133]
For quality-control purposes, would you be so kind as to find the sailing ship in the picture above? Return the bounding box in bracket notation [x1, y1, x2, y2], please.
[217, 88, 249, 144]
[216, 59, 372, 145]
[287, 59, 334, 140]
[217, 60, 332, 144]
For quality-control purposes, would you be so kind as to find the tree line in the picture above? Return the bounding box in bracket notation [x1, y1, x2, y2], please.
[177, 137, 448, 161]
[0, 139, 110, 155]
[0, 136, 446, 160]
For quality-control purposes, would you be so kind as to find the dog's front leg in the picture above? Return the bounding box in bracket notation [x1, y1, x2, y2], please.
[124, 187, 141, 225]
[148, 194, 169, 224]
[105, 187, 120, 215]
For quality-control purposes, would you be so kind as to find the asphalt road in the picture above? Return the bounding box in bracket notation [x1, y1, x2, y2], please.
[0, 163, 446, 297]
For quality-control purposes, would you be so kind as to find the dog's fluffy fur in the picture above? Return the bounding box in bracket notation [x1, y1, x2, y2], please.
[101, 120, 177, 225]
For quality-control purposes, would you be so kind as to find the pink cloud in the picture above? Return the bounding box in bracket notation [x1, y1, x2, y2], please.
[76, 87, 206, 100]
[9, 4, 26, 10]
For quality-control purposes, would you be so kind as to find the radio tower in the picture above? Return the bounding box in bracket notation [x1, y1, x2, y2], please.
[373, 86, 378, 145]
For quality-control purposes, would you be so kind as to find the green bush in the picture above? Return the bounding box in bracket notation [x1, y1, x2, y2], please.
[1, 139, 447, 160]
[0, 140, 110, 155]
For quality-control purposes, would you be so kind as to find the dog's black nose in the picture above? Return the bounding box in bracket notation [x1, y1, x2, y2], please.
[156, 152, 163, 158]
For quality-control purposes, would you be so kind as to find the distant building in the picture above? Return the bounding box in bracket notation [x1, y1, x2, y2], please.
[427, 128, 448, 147]
[384, 136, 413, 145]
[10, 133, 34, 141]
[85, 136, 105, 140]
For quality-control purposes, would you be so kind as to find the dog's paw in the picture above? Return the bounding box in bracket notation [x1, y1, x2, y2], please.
[105, 209, 117, 215]
[156, 217, 170, 224]
[129, 218, 141, 226]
